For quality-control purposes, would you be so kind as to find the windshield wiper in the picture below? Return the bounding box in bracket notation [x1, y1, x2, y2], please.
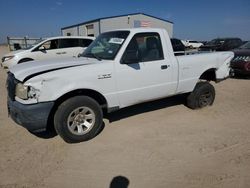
[83, 53, 102, 61]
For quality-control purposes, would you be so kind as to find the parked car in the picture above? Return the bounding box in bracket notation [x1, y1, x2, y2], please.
[200, 38, 243, 51]
[171, 38, 186, 52]
[231, 41, 250, 76]
[7, 28, 233, 143]
[181, 40, 189, 47]
[1, 36, 95, 69]
[183, 40, 203, 48]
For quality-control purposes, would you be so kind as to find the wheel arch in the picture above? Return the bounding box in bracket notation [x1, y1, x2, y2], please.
[46, 89, 108, 130]
[199, 68, 217, 82]
[18, 58, 34, 64]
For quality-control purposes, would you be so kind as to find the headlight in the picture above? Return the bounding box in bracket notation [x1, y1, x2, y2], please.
[15, 83, 28, 99]
[15, 83, 38, 100]
[2, 55, 15, 62]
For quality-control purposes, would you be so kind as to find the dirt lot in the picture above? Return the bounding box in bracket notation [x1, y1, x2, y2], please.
[0, 45, 250, 188]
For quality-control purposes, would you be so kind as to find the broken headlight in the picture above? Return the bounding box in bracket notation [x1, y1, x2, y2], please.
[15, 83, 38, 100]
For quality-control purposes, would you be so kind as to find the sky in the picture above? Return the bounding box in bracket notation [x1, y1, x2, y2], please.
[0, 0, 250, 43]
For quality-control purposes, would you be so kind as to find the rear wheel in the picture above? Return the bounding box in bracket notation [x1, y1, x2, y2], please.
[186, 82, 215, 109]
[54, 96, 103, 143]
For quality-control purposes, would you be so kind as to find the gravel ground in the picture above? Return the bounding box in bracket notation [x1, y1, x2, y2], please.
[0, 45, 250, 188]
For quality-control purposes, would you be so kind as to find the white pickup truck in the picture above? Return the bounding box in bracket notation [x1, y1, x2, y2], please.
[7, 28, 234, 143]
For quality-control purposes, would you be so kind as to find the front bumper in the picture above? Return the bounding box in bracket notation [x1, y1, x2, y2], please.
[1, 62, 10, 70]
[231, 68, 250, 76]
[8, 98, 54, 132]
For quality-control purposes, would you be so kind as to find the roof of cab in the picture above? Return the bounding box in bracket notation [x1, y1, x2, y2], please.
[43, 36, 95, 40]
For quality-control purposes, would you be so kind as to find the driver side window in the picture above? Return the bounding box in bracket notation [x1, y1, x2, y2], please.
[40, 39, 58, 50]
[122, 32, 164, 64]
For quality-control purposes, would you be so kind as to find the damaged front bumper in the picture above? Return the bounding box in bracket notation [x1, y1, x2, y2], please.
[8, 98, 54, 132]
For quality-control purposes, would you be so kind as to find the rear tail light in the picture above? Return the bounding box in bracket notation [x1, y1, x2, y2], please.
[245, 62, 250, 71]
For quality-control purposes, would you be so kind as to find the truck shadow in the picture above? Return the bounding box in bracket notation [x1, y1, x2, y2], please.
[105, 94, 187, 123]
[30, 101, 107, 140]
[30, 94, 186, 140]
[30, 129, 57, 139]
[30, 122, 106, 140]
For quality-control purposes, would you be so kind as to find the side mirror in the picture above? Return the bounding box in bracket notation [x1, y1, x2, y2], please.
[39, 46, 46, 51]
[121, 50, 139, 64]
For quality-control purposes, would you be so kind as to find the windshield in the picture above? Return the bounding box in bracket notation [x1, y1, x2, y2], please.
[82, 31, 130, 60]
[239, 41, 250, 49]
[23, 39, 45, 49]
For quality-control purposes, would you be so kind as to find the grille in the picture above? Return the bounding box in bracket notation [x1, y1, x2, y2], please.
[6, 72, 18, 101]
[232, 55, 250, 62]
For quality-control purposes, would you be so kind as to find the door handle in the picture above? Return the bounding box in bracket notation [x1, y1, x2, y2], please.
[161, 65, 170, 70]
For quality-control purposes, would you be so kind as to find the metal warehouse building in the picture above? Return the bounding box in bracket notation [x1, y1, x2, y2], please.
[61, 13, 173, 37]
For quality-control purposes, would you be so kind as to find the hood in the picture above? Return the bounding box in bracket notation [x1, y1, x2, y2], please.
[10, 57, 100, 82]
[199, 44, 219, 51]
[200, 44, 219, 48]
[232, 49, 250, 56]
[4, 49, 26, 57]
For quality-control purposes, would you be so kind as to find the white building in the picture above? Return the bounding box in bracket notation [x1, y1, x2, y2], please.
[61, 13, 173, 37]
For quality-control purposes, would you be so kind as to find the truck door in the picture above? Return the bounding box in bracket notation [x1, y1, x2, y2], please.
[115, 32, 176, 108]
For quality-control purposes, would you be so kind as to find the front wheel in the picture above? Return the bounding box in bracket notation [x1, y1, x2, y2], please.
[54, 96, 103, 143]
[186, 82, 215, 109]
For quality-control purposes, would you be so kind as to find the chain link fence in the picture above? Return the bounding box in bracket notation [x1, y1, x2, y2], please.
[7, 36, 44, 51]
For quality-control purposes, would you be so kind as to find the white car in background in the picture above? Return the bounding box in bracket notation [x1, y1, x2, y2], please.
[186, 40, 203, 48]
[1, 36, 95, 69]
[181, 40, 189, 47]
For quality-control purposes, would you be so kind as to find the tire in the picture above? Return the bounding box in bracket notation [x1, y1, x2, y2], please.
[18, 58, 33, 64]
[54, 96, 103, 143]
[186, 82, 215, 109]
